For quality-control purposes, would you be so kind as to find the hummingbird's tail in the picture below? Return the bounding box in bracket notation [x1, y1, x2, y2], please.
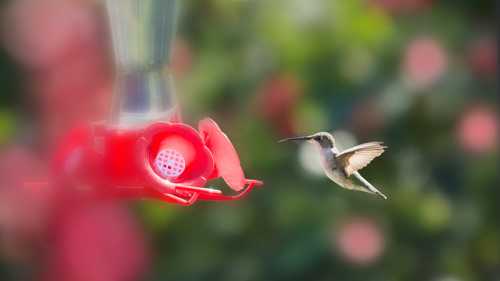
[352, 172, 388, 200]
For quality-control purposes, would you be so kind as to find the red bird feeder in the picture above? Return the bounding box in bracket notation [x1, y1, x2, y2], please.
[47, 0, 263, 205]
[53, 118, 262, 206]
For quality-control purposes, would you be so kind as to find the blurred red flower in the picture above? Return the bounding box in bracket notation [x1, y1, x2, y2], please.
[402, 37, 447, 88]
[349, 99, 385, 137]
[468, 36, 497, 78]
[457, 106, 498, 154]
[255, 74, 302, 136]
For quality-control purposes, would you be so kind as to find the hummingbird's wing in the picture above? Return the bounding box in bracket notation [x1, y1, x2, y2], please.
[336, 142, 387, 176]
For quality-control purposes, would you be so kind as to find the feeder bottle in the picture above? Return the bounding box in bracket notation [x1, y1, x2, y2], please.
[105, 0, 179, 127]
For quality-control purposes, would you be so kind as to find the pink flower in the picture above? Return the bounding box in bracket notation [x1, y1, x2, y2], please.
[0, 149, 150, 281]
[43, 201, 149, 281]
[457, 106, 498, 154]
[4, 0, 111, 151]
[0, 146, 53, 262]
[3, 0, 100, 70]
[402, 37, 447, 88]
[334, 217, 385, 265]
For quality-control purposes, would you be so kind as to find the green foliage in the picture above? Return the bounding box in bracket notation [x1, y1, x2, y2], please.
[0, 0, 497, 280]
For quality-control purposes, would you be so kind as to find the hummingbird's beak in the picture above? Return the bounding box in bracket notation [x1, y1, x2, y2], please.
[278, 135, 313, 143]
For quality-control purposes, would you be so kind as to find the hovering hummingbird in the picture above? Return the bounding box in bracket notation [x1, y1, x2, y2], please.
[280, 132, 388, 199]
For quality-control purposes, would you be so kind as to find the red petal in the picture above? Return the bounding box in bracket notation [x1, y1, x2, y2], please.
[198, 118, 246, 191]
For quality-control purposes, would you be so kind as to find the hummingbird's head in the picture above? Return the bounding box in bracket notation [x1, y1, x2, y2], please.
[309, 132, 335, 148]
[279, 132, 335, 148]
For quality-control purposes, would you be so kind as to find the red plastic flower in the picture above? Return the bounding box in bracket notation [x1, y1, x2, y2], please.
[53, 118, 262, 206]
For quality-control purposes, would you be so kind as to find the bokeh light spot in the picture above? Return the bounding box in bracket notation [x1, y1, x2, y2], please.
[333, 217, 385, 265]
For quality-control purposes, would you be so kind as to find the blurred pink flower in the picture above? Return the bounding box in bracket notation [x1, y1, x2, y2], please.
[36, 48, 110, 99]
[370, 0, 433, 14]
[3, 0, 100, 70]
[334, 217, 385, 265]
[5, 0, 113, 152]
[35, 63, 112, 152]
[0, 148, 149, 281]
[468, 36, 497, 78]
[402, 37, 447, 88]
[43, 201, 149, 281]
[457, 106, 498, 154]
[39, 87, 112, 153]
[0, 146, 52, 262]
[255, 74, 302, 136]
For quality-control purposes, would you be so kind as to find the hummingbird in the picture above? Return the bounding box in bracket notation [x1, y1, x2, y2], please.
[280, 132, 388, 199]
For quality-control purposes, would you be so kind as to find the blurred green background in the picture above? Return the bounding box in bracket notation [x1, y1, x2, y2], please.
[0, 0, 498, 281]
